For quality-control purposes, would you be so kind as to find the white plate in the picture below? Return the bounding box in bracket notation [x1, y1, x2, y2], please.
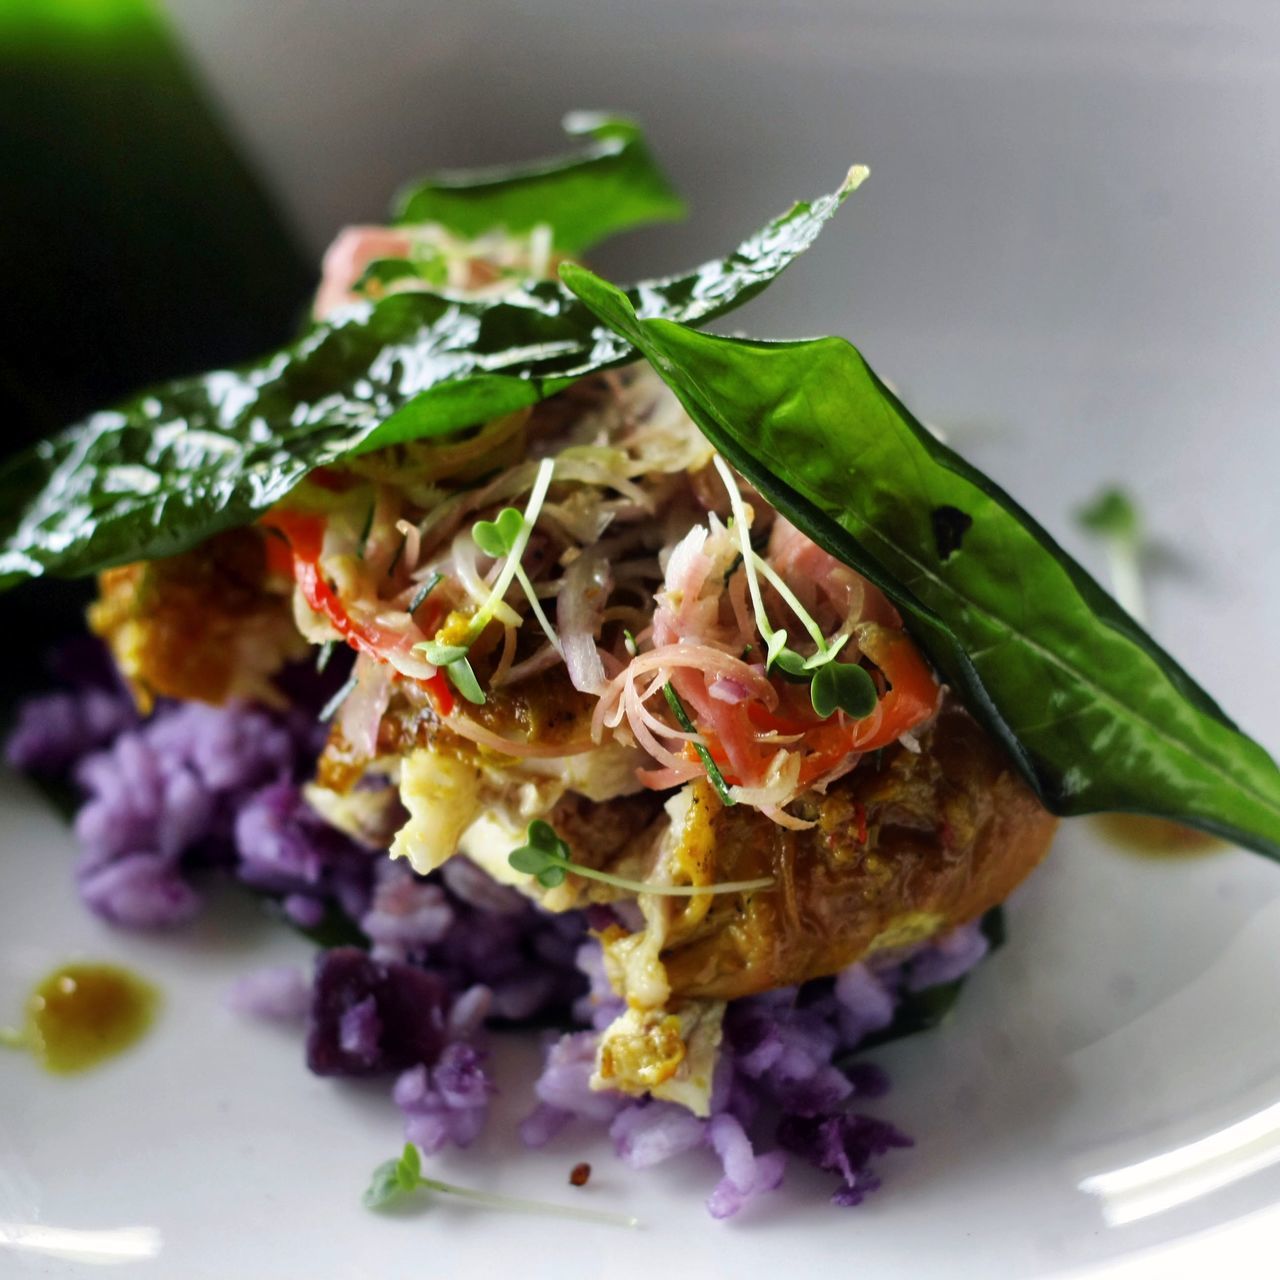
[5, 783, 1280, 1279]
[5, 1, 1280, 1275]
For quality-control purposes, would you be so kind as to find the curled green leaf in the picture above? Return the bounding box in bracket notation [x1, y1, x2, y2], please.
[0, 166, 862, 590]
[563, 265, 1280, 861]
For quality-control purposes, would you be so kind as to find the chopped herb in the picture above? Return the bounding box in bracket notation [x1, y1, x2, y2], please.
[319, 670, 359, 722]
[408, 571, 443, 616]
[314, 639, 336, 674]
[354, 501, 375, 560]
[365, 1143, 638, 1226]
[661, 683, 736, 808]
[622, 628, 639, 657]
[508, 820, 771, 896]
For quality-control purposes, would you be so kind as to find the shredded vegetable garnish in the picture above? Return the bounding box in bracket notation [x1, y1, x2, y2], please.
[266, 326, 939, 826]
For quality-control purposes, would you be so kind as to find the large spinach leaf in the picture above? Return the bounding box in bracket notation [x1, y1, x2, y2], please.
[0, 168, 865, 590]
[563, 266, 1280, 859]
[394, 112, 685, 254]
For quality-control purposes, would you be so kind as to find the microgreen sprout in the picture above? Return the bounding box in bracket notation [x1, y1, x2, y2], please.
[508, 821, 773, 897]
[365, 1143, 639, 1227]
[714, 455, 845, 674]
[662, 683, 736, 807]
[411, 459, 558, 707]
[467, 457, 556, 641]
[419, 640, 485, 705]
[712, 455, 877, 722]
[1077, 486, 1146, 624]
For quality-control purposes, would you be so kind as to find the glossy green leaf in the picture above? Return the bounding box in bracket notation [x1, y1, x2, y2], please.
[563, 266, 1280, 859]
[394, 112, 685, 253]
[0, 169, 864, 592]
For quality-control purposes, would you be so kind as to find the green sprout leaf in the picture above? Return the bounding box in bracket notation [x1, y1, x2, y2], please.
[364, 1158, 407, 1210]
[526, 820, 568, 853]
[1077, 487, 1140, 541]
[764, 630, 790, 671]
[363, 1142, 639, 1226]
[396, 1142, 422, 1189]
[810, 662, 879, 720]
[472, 506, 525, 557]
[418, 640, 470, 667]
[771, 646, 810, 678]
[442, 654, 485, 705]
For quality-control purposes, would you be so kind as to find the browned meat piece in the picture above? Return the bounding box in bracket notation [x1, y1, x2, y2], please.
[649, 703, 1056, 1001]
[89, 528, 304, 711]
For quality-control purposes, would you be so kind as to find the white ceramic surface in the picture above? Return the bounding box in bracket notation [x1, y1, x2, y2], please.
[4, 1, 1280, 1276]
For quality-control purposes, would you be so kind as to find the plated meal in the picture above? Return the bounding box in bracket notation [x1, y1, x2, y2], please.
[3, 114, 1278, 1223]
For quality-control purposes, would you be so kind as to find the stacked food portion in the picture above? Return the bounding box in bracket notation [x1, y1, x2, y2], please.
[6, 116, 1277, 1218]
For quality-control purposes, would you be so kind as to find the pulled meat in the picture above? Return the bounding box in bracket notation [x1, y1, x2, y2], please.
[651, 703, 1056, 1000]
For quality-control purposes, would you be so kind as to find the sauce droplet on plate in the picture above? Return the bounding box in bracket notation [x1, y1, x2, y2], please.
[1094, 814, 1225, 859]
[14, 963, 159, 1074]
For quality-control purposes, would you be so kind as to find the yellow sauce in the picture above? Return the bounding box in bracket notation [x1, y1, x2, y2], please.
[10, 963, 159, 1074]
[1094, 814, 1225, 860]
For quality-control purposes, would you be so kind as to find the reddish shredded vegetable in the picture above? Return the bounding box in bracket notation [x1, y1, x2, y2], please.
[260, 361, 941, 823]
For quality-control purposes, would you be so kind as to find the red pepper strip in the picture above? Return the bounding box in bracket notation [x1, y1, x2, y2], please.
[261, 510, 455, 717]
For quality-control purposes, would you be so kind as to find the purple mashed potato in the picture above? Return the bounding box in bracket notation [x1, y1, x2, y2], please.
[8, 650, 993, 1218]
